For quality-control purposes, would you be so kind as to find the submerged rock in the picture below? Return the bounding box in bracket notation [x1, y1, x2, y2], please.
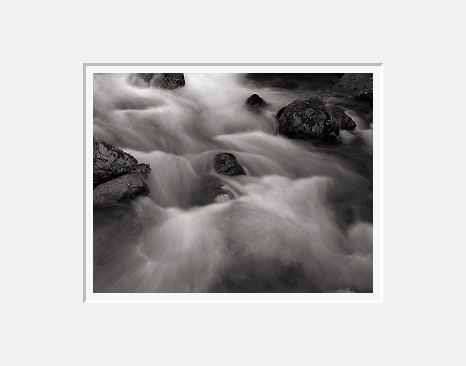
[246, 94, 265, 107]
[277, 96, 339, 142]
[333, 73, 373, 101]
[93, 140, 138, 187]
[327, 106, 357, 130]
[136, 73, 185, 90]
[93, 174, 149, 205]
[93, 139, 151, 205]
[214, 153, 246, 176]
[199, 153, 246, 204]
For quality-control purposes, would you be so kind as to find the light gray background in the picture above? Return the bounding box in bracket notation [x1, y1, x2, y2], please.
[1, 1, 464, 365]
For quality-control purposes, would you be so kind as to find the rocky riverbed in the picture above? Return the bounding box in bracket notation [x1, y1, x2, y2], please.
[93, 72, 374, 293]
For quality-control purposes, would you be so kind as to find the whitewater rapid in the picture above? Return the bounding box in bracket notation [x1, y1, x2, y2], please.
[93, 73, 373, 293]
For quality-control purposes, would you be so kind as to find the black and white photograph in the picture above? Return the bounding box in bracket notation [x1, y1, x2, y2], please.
[4, 0, 466, 365]
[89, 69, 378, 295]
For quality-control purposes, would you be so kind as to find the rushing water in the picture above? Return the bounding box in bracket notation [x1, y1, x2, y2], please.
[93, 73, 373, 293]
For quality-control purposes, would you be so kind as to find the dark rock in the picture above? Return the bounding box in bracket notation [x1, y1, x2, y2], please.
[130, 163, 151, 175]
[277, 96, 339, 142]
[327, 106, 357, 130]
[136, 73, 185, 90]
[206, 153, 246, 203]
[195, 154, 246, 205]
[154, 73, 185, 89]
[93, 174, 149, 205]
[93, 140, 138, 188]
[93, 140, 151, 206]
[246, 94, 264, 107]
[333, 73, 373, 101]
[214, 153, 246, 176]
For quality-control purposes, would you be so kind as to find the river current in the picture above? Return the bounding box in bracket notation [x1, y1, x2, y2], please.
[93, 73, 373, 293]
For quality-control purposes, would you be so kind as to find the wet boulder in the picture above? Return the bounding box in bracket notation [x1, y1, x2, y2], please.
[93, 139, 151, 205]
[277, 96, 339, 142]
[93, 140, 139, 187]
[136, 73, 185, 90]
[332, 73, 373, 101]
[246, 94, 265, 107]
[214, 153, 246, 176]
[327, 106, 357, 130]
[93, 174, 149, 205]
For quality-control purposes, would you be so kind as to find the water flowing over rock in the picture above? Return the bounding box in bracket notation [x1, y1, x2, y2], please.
[246, 93, 265, 107]
[277, 96, 339, 142]
[327, 106, 357, 130]
[93, 73, 374, 293]
[203, 153, 246, 203]
[333, 73, 373, 101]
[214, 153, 246, 176]
[135, 73, 185, 90]
[93, 139, 150, 205]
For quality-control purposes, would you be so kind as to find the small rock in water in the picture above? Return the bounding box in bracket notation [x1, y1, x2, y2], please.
[277, 96, 339, 142]
[136, 73, 185, 90]
[246, 93, 265, 107]
[327, 106, 357, 130]
[214, 153, 246, 176]
[205, 153, 246, 203]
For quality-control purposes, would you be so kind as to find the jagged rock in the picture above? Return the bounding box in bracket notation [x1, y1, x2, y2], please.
[214, 153, 246, 176]
[327, 106, 357, 130]
[333, 73, 373, 101]
[93, 139, 151, 205]
[246, 94, 264, 107]
[93, 140, 138, 187]
[136, 73, 185, 90]
[277, 96, 339, 142]
[93, 174, 149, 205]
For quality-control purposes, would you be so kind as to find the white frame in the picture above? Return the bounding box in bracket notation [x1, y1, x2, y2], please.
[84, 63, 383, 303]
